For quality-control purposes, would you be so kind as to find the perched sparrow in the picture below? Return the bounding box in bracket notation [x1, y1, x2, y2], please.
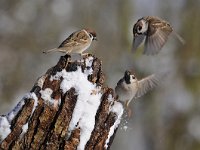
[132, 16, 184, 55]
[115, 70, 160, 108]
[43, 28, 97, 55]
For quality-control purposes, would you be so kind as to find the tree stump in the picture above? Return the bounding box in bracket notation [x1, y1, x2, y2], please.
[0, 54, 124, 150]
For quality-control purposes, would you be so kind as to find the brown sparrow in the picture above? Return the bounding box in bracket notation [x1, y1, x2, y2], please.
[115, 70, 160, 108]
[132, 16, 184, 55]
[43, 29, 97, 55]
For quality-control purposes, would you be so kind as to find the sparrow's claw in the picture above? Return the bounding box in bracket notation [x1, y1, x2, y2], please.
[127, 108, 133, 118]
[81, 53, 89, 57]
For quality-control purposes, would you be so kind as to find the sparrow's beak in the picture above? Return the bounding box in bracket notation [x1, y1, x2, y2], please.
[93, 37, 97, 41]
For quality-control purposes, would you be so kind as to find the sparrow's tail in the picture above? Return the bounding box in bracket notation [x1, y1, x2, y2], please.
[173, 31, 185, 45]
[43, 48, 58, 54]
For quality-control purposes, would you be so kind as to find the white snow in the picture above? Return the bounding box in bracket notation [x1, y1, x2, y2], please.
[51, 64, 102, 150]
[123, 125, 128, 131]
[85, 56, 93, 67]
[24, 92, 38, 115]
[40, 88, 53, 101]
[105, 101, 124, 149]
[0, 116, 11, 142]
[40, 88, 55, 105]
[7, 92, 38, 122]
[84, 67, 93, 75]
[7, 99, 25, 122]
[20, 122, 29, 138]
[84, 57, 94, 75]
[108, 94, 114, 102]
[22, 122, 28, 134]
[19, 92, 37, 138]
[1, 92, 38, 141]
[40, 88, 60, 106]
[76, 90, 102, 150]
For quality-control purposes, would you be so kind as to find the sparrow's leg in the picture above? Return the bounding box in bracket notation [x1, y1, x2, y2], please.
[125, 99, 132, 108]
[125, 100, 133, 118]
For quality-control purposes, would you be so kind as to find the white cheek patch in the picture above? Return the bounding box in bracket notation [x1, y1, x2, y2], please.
[140, 20, 148, 33]
[130, 75, 136, 83]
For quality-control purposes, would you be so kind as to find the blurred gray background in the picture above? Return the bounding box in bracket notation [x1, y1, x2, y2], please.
[0, 0, 200, 149]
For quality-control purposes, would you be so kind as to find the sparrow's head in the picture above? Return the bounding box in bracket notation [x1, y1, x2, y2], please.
[85, 28, 97, 41]
[133, 18, 148, 36]
[124, 70, 137, 84]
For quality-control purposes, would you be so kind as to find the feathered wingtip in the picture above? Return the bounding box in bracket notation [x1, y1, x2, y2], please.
[131, 35, 145, 53]
[43, 48, 58, 54]
[173, 31, 185, 45]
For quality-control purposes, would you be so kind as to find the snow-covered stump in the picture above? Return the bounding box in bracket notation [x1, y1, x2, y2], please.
[0, 54, 123, 150]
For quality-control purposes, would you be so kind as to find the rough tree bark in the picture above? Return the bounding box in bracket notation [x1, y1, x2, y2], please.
[0, 54, 123, 150]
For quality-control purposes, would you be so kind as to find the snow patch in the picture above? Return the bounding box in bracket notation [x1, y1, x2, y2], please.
[40, 88, 55, 105]
[24, 92, 38, 115]
[40, 88, 53, 101]
[84, 57, 94, 75]
[84, 67, 93, 75]
[77, 90, 102, 150]
[108, 94, 114, 102]
[52, 65, 102, 150]
[7, 99, 25, 122]
[7, 92, 38, 123]
[22, 123, 28, 135]
[85, 56, 93, 67]
[0, 116, 11, 142]
[2, 92, 38, 141]
[123, 125, 128, 131]
[105, 101, 123, 148]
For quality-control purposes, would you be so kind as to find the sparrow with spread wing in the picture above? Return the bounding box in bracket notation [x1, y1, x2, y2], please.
[43, 28, 97, 55]
[132, 16, 184, 55]
[115, 70, 160, 108]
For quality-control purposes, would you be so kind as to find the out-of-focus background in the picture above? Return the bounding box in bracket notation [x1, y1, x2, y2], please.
[0, 0, 200, 149]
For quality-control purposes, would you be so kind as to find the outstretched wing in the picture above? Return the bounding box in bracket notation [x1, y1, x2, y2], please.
[135, 74, 160, 98]
[144, 18, 173, 55]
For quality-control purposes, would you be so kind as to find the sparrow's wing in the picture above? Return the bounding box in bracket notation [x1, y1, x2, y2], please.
[58, 30, 89, 49]
[172, 31, 185, 44]
[143, 20, 173, 55]
[135, 74, 160, 98]
[131, 34, 145, 52]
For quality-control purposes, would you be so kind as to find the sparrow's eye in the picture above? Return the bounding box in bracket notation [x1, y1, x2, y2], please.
[89, 33, 93, 38]
[138, 26, 142, 31]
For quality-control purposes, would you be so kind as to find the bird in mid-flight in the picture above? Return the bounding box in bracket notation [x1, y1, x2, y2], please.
[115, 70, 160, 108]
[43, 28, 97, 55]
[132, 16, 184, 55]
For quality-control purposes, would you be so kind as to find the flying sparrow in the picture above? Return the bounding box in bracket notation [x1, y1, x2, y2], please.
[43, 28, 97, 55]
[115, 70, 160, 108]
[132, 16, 184, 55]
